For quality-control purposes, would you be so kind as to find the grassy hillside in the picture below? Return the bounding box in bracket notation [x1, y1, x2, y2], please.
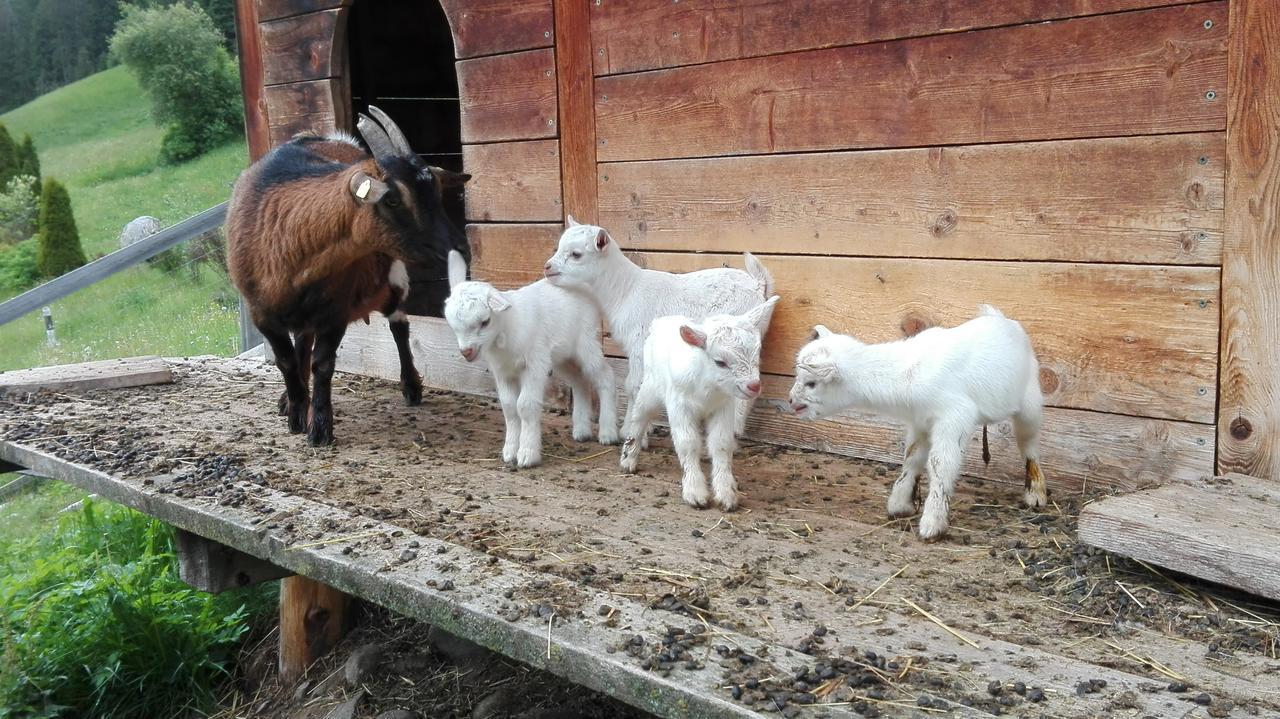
[0, 65, 247, 371]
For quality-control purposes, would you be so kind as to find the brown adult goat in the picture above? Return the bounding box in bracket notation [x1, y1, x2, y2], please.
[226, 107, 469, 446]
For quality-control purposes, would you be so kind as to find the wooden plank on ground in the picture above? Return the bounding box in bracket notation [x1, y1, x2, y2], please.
[594, 3, 1227, 161]
[591, 0, 1192, 76]
[467, 223, 562, 289]
[265, 79, 345, 144]
[453, 238, 1220, 422]
[260, 8, 345, 86]
[554, 0, 598, 223]
[458, 48, 558, 143]
[1217, 0, 1280, 480]
[439, 0, 553, 59]
[1078, 474, 1280, 601]
[462, 140, 562, 221]
[598, 133, 1225, 264]
[0, 357, 173, 394]
[337, 316, 1214, 494]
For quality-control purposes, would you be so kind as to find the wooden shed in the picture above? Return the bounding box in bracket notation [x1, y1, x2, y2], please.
[233, 0, 1279, 498]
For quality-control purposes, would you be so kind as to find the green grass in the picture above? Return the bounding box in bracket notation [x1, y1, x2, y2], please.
[0, 479, 88, 545]
[0, 65, 247, 370]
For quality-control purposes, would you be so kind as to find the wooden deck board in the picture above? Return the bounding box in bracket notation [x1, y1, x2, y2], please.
[0, 357, 1276, 717]
[0, 356, 172, 394]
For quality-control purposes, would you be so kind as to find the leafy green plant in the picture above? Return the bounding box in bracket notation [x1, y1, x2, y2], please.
[0, 239, 40, 292]
[0, 174, 39, 246]
[109, 4, 242, 164]
[0, 123, 17, 187]
[36, 178, 86, 277]
[0, 498, 276, 719]
[17, 133, 41, 194]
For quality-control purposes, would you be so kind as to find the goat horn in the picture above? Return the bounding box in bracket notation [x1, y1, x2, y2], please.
[356, 112, 399, 165]
[366, 105, 415, 158]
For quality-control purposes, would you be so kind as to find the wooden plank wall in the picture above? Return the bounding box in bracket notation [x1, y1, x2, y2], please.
[465, 0, 1230, 494]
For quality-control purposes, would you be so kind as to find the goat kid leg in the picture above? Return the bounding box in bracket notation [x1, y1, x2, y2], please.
[732, 396, 755, 438]
[577, 344, 619, 445]
[887, 426, 929, 518]
[669, 406, 711, 509]
[620, 382, 662, 473]
[918, 421, 971, 541]
[707, 409, 739, 511]
[306, 324, 347, 446]
[625, 355, 650, 449]
[515, 365, 550, 468]
[260, 326, 308, 434]
[1014, 409, 1048, 509]
[561, 366, 595, 443]
[495, 374, 521, 465]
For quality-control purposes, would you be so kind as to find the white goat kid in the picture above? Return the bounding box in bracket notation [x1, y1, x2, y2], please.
[444, 251, 618, 468]
[543, 217, 774, 440]
[787, 305, 1046, 540]
[620, 297, 780, 512]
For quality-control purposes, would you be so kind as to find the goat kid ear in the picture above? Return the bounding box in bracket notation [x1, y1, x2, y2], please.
[745, 295, 781, 332]
[349, 171, 389, 204]
[566, 214, 580, 228]
[811, 324, 833, 341]
[447, 250, 468, 289]
[486, 290, 512, 313]
[430, 166, 471, 189]
[595, 229, 610, 252]
[679, 324, 707, 348]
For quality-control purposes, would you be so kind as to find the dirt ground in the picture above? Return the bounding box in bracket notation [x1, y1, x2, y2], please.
[3, 357, 1279, 718]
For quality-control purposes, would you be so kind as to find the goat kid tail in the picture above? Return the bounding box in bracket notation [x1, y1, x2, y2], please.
[981, 425, 991, 465]
[977, 303, 1006, 319]
[744, 252, 775, 300]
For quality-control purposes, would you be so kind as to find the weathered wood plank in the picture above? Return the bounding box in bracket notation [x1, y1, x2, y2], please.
[175, 529, 293, 594]
[439, 0, 553, 59]
[467, 223, 562, 289]
[462, 140, 562, 221]
[599, 133, 1225, 264]
[591, 0, 1196, 76]
[260, 8, 346, 86]
[1218, 0, 1280, 480]
[279, 575, 351, 683]
[554, 0, 598, 223]
[595, 3, 1227, 161]
[336, 316, 1214, 494]
[0, 357, 173, 394]
[236, 0, 270, 160]
[456, 238, 1220, 422]
[265, 79, 345, 144]
[256, 0, 344, 23]
[1078, 474, 1280, 601]
[458, 48, 558, 143]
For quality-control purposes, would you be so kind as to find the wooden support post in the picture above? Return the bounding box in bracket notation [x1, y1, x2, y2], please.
[1220, 0, 1280, 480]
[0, 458, 23, 474]
[174, 529, 293, 593]
[554, 0, 598, 223]
[233, 0, 270, 161]
[279, 575, 351, 683]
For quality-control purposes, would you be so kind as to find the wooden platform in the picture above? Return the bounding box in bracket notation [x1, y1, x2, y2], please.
[0, 356, 172, 393]
[1, 357, 1277, 718]
[1079, 475, 1280, 602]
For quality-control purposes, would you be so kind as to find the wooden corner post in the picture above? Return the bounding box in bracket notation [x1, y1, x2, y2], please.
[554, 0, 598, 224]
[278, 575, 352, 683]
[234, 0, 270, 161]
[1220, 0, 1280, 480]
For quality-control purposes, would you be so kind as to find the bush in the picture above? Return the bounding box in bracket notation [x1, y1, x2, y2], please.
[17, 134, 40, 195]
[36, 179, 87, 278]
[0, 499, 276, 719]
[0, 238, 40, 291]
[0, 123, 17, 188]
[109, 4, 243, 164]
[0, 175, 39, 246]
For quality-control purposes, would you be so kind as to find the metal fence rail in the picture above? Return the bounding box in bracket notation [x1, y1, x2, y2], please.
[0, 202, 228, 328]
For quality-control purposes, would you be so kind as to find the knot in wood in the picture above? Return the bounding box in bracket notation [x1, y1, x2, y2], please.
[1230, 417, 1253, 440]
[1038, 367, 1060, 394]
[931, 209, 958, 237]
[900, 315, 929, 337]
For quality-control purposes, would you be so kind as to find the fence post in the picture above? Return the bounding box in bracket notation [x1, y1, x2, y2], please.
[238, 297, 264, 355]
[42, 307, 56, 347]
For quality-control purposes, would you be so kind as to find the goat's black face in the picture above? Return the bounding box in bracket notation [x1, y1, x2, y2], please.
[375, 156, 469, 265]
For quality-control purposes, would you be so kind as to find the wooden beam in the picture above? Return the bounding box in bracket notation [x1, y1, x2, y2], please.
[1078, 474, 1280, 601]
[279, 575, 351, 683]
[0, 357, 172, 394]
[553, 0, 597, 223]
[174, 529, 293, 594]
[1218, 0, 1280, 480]
[439, 0, 553, 59]
[234, 0, 269, 160]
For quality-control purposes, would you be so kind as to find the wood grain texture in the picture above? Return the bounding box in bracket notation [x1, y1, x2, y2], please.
[0, 357, 172, 393]
[439, 0, 553, 59]
[1218, 0, 1280, 480]
[265, 79, 345, 144]
[278, 576, 350, 683]
[235, 0, 270, 160]
[598, 133, 1225, 264]
[591, 0, 1194, 76]
[595, 3, 1227, 161]
[554, 0, 598, 223]
[256, 0, 344, 23]
[336, 316, 1213, 494]
[464, 237, 1220, 422]
[462, 140, 562, 221]
[467, 223, 562, 289]
[260, 8, 346, 86]
[1078, 474, 1280, 601]
[458, 48, 558, 143]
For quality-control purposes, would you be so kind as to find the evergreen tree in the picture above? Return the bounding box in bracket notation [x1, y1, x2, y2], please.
[36, 178, 85, 277]
[17, 134, 41, 195]
[0, 123, 18, 187]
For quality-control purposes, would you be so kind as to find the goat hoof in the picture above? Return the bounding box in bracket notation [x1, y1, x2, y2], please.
[287, 403, 308, 434]
[402, 376, 423, 406]
[306, 417, 334, 446]
[516, 448, 541, 468]
[917, 513, 949, 542]
[1023, 490, 1048, 509]
[572, 427, 593, 442]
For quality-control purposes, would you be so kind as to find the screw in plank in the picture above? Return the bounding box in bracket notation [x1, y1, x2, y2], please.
[545, 31, 551, 38]
[603, 175, 609, 181]
[1198, 156, 1208, 165]
[1196, 232, 1208, 242]
[548, 119, 555, 126]
[602, 94, 609, 101]
[672, 31, 679, 38]
[1198, 299, 1209, 308]
[1205, 90, 1217, 101]
[1197, 437, 1206, 446]
[1203, 19, 1213, 29]
[599, 48, 605, 55]
[1198, 387, 1208, 396]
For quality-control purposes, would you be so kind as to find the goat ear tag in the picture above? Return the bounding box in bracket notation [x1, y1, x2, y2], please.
[355, 178, 372, 199]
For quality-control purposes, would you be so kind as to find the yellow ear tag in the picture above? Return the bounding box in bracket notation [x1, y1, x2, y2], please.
[356, 178, 372, 199]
